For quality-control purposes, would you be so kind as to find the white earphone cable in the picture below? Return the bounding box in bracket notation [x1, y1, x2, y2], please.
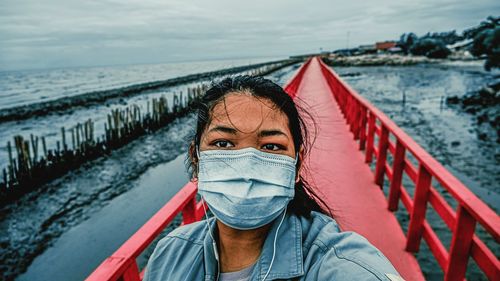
[201, 198, 220, 281]
[262, 210, 287, 280]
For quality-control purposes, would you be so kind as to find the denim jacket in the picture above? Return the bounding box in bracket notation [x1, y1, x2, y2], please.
[143, 210, 403, 281]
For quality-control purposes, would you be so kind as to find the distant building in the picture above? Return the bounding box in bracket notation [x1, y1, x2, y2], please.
[446, 39, 473, 51]
[375, 41, 397, 52]
[358, 44, 377, 54]
[332, 48, 359, 56]
[387, 47, 403, 54]
[446, 39, 474, 59]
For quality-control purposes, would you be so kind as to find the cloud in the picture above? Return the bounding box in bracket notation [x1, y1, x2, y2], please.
[0, 0, 498, 70]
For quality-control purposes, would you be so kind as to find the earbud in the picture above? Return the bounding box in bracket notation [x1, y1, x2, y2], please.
[213, 241, 219, 261]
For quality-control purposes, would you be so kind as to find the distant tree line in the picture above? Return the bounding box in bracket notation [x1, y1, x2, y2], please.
[397, 16, 499, 70]
[463, 16, 500, 71]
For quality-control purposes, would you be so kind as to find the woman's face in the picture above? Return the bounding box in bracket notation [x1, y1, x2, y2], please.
[199, 92, 296, 159]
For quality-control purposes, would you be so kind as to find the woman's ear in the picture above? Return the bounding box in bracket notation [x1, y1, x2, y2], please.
[189, 141, 199, 181]
[295, 146, 305, 183]
[189, 141, 197, 161]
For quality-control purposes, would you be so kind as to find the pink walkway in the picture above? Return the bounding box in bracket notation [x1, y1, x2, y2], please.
[295, 57, 425, 280]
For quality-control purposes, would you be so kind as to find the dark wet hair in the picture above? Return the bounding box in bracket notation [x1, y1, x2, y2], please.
[187, 75, 332, 218]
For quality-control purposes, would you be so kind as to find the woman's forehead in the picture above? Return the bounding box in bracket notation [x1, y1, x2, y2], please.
[207, 92, 291, 134]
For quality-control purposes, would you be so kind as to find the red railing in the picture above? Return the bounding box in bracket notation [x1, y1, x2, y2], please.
[86, 182, 206, 281]
[284, 57, 313, 98]
[317, 57, 500, 281]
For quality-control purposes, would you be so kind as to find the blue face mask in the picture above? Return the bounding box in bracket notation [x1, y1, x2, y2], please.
[197, 146, 298, 230]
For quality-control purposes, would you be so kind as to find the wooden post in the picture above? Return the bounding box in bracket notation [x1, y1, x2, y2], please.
[23, 140, 32, 173]
[80, 121, 86, 148]
[41, 137, 47, 158]
[61, 127, 67, 152]
[90, 119, 94, 143]
[7, 141, 14, 180]
[14, 137, 21, 168]
[29, 134, 37, 166]
[3, 168, 7, 187]
[84, 121, 89, 145]
[70, 128, 75, 150]
[104, 123, 109, 143]
[13, 159, 18, 180]
[75, 124, 80, 150]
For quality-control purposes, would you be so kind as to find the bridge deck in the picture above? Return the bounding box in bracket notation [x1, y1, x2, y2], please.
[295, 58, 425, 280]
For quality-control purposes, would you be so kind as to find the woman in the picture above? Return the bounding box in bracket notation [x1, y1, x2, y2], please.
[143, 75, 403, 281]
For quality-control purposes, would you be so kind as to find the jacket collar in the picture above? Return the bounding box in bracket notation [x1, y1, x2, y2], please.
[203, 210, 304, 281]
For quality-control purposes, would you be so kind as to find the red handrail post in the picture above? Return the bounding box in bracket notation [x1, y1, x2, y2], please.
[182, 196, 197, 225]
[358, 106, 367, 150]
[345, 96, 352, 125]
[338, 86, 346, 110]
[365, 112, 376, 164]
[374, 125, 389, 188]
[444, 206, 477, 281]
[349, 98, 356, 130]
[388, 140, 406, 211]
[406, 165, 432, 252]
[122, 262, 141, 281]
[352, 101, 361, 140]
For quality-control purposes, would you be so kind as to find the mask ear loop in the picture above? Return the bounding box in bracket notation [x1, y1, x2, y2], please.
[262, 209, 287, 280]
[263, 153, 296, 279]
[197, 145, 220, 279]
[201, 201, 219, 259]
[294, 152, 300, 183]
[195, 145, 201, 159]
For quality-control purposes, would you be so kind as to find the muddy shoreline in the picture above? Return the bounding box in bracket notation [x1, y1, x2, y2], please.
[323, 54, 470, 67]
[447, 80, 500, 143]
[0, 114, 196, 281]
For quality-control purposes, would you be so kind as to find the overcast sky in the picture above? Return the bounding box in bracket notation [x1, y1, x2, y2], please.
[0, 0, 498, 71]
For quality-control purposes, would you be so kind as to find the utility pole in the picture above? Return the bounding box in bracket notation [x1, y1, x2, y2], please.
[346, 31, 350, 49]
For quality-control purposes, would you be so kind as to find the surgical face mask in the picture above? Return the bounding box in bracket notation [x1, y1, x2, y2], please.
[197, 146, 298, 230]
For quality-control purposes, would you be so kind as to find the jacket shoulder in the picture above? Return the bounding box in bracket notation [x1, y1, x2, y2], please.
[142, 220, 210, 281]
[300, 212, 402, 280]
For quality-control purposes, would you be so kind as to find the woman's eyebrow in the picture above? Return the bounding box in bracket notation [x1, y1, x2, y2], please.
[259, 129, 289, 139]
[208, 125, 238, 135]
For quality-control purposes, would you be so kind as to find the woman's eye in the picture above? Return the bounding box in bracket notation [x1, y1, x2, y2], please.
[262, 144, 282, 151]
[213, 140, 234, 148]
